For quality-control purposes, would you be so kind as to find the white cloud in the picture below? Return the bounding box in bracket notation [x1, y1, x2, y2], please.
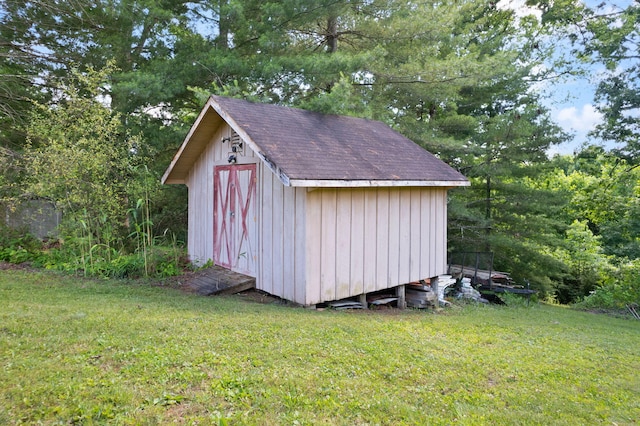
[555, 104, 602, 133]
[497, 0, 542, 19]
[547, 104, 603, 155]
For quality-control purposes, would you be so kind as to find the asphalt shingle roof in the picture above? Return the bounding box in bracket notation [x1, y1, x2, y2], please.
[162, 95, 469, 187]
[213, 96, 468, 184]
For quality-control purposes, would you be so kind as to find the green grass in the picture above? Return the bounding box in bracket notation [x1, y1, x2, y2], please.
[1, 270, 639, 425]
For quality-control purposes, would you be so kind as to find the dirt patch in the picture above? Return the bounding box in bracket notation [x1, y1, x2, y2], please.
[583, 307, 639, 320]
[149, 269, 198, 291]
[150, 268, 284, 304]
[234, 288, 288, 305]
[0, 261, 33, 271]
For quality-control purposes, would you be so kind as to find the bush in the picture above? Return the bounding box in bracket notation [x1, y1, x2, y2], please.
[0, 225, 44, 264]
[39, 244, 188, 279]
[575, 259, 640, 309]
[498, 291, 536, 307]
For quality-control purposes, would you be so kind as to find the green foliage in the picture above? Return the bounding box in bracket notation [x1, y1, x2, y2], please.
[38, 242, 187, 279]
[297, 74, 373, 118]
[548, 149, 640, 260]
[552, 220, 612, 303]
[497, 292, 536, 307]
[13, 64, 186, 279]
[0, 224, 44, 264]
[576, 259, 640, 310]
[22, 64, 140, 258]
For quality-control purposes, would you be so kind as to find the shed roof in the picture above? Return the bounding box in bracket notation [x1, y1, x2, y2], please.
[162, 95, 469, 187]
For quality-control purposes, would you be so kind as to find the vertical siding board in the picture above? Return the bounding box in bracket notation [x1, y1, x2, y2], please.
[436, 190, 447, 274]
[215, 128, 224, 160]
[419, 189, 432, 278]
[410, 188, 422, 280]
[260, 170, 274, 295]
[305, 190, 322, 305]
[429, 189, 438, 276]
[196, 162, 205, 262]
[255, 163, 263, 291]
[375, 188, 390, 289]
[271, 178, 285, 298]
[335, 190, 353, 299]
[321, 189, 337, 302]
[398, 189, 412, 284]
[387, 189, 401, 287]
[198, 158, 206, 261]
[431, 190, 439, 275]
[294, 188, 307, 305]
[430, 189, 441, 275]
[187, 171, 196, 264]
[249, 168, 258, 276]
[188, 164, 198, 262]
[282, 186, 296, 302]
[350, 189, 365, 297]
[205, 147, 213, 262]
[204, 156, 211, 262]
[363, 189, 378, 292]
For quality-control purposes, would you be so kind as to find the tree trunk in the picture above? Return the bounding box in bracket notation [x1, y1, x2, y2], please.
[326, 15, 338, 53]
[218, 0, 230, 50]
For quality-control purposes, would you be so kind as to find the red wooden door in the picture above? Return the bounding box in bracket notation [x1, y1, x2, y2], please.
[213, 164, 257, 276]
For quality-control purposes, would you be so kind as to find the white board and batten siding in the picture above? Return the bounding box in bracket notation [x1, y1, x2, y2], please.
[186, 123, 449, 305]
[257, 171, 308, 304]
[185, 124, 259, 270]
[302, 187, 448, 306]
[256, 182, 449, 306]
[165, 96, 469, 307]
[184, 121, 307, 300]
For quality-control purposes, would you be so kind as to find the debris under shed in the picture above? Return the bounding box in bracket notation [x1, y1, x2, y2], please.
[405, 282, 437, 308]
[324, 274, 462, 310]
[448, 263, 537, 302]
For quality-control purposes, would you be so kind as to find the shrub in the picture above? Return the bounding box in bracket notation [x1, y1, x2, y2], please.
[575, 259, 640, 309]
[38, 244, 187, 279]
[0, 225, 44, 264]
[498, 291, 536, 307]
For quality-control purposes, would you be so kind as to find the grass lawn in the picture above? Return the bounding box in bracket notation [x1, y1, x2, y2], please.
[1, 269, 639, 425]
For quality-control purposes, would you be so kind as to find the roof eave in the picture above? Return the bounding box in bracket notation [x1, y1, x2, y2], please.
[288, 179, 471, 188]
[161, 97, 221, 185]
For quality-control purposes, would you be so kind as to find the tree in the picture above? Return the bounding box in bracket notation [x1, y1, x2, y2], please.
[585, 2, 640, 161]
[553, 220, 611, 304]
[528, 0, 640, 161]
[21, 64, 146, 268]
[549, 146, 640, 261]
[445, 90, 571, 292]
[0, 0, 207, 240]
[372, 1, 571, 291]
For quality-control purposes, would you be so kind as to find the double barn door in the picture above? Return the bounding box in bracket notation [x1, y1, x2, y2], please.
[213, 164, 257, 276]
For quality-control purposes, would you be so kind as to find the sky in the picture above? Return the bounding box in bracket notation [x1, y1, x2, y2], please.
[499, 0, 634, 156]
[545, 71, 605, 156]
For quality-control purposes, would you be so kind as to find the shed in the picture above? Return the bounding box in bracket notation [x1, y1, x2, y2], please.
[162, 95, 469, 306]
